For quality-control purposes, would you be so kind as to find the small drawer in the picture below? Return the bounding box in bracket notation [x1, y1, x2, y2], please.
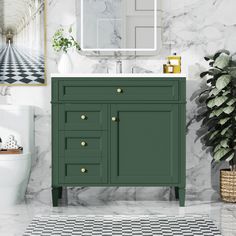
[58, 80, 179, 101]
[59, 104, 107, 130]
[66, 164, 100, 177]
[60, 162, 107, 184]
[59, 131, 107, 160]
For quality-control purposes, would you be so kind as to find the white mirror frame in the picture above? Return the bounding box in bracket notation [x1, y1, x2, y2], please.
[80, 0, 158, 52]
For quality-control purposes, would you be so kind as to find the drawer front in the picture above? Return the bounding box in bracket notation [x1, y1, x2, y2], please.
[58, 80, 179, 101]
[59, 104, 107, 130]
[59, 131, 107, 160]
[59, 162, 107, 184]
[58, 131, 108, 184]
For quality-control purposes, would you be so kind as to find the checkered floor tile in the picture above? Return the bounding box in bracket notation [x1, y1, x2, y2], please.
[23, 215, 221, 236]
[0, 44, 45, 85]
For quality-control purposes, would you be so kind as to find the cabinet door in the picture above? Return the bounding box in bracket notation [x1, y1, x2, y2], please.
[111, 104, 179, 184]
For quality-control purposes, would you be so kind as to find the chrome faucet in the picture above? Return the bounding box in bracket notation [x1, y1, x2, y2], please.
[116, 60, 123, 74]
[114, 52, 123, 74]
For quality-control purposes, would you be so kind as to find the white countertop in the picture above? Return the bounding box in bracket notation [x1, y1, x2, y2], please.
[51, 73, 186, 78]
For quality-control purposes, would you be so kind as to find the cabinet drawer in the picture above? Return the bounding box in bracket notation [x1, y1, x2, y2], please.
[58, 80, 179, 101]
[59, 162, 107, 184]
[59, 104, 107, 130]
[59, 131, 107, 160]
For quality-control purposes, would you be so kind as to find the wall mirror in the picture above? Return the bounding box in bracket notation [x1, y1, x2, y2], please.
[77, 0, 162, 56]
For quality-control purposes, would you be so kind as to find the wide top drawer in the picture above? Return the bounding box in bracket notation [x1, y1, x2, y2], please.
[57, 80, 180, 101]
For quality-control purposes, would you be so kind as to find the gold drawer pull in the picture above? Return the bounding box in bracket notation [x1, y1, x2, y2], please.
[81, 141, 87, 147]
[112, 117, 118, 122]
[81, 115, 87, 120]
[117, 88, 123, 93]
[81, 168, 87, 173]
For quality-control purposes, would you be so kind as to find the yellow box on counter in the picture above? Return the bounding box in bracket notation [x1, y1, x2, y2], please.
[167, 54, 181, 73]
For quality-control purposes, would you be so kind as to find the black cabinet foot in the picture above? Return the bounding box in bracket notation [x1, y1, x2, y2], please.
[175, 187, 179, 200]
[58, 187, 63, 199]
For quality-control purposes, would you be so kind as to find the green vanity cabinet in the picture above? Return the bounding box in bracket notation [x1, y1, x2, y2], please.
[52, 76, 186, 207]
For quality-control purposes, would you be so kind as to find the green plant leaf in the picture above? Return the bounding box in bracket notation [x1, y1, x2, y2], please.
[227, 98, 236, 106]
[200, 71, 209, 78]
[214, 148, 231, 161]
[209, 112, 215, 118]
[216, 75, 231, 90]
[228, 67, 236, 78]
[221, 126, 231, 135]
[214, 96, 228, 107]
[223, 91, 230, 96]
[209, 88, 220, 97]
[214, 50, 230, 60]
[204, 56, 214, 61]
[219, 117, 230, 125]
[209, 68, 222, 75]
[207, 98, 215, 108]
[214, 144, 222, 153]
[209, 61, 214, 67]
[209, 131, 219, 140]
[226, 153, 234, 162]
[213, 107, 224, 117]
[220, 139, 229, 148]
[214, 53, 230, 69]
[223, 106, 234, 114]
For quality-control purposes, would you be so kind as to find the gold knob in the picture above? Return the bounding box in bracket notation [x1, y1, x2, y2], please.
[81, 141, 87, 146]
[81, 115, 87, 120]
[112, 117, 117, 122]
[81, 168, 87, 173]
[117, 88, 123, 93]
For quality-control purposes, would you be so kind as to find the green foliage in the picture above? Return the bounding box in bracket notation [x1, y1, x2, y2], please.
[52, 27, 81, 53]
[199, 50, 236, 170]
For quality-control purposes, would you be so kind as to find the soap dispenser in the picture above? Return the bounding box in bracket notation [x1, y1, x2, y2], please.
[163, 60, 174, 74]
[167, 53, 181, 73]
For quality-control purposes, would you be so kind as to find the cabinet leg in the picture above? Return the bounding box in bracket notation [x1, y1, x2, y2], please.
[58, 187, 63, 199]
[52, 187, 60, 207]
[175, 187, 179, 200]
[178, 187, 185, 207]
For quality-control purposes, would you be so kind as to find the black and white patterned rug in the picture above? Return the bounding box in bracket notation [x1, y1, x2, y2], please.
[23, 215, 221, 236]
[0, 45, 44, 85]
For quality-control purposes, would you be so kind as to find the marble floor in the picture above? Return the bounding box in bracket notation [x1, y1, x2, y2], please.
[0, 44, 44, 85]
[0, 197, 235, 236]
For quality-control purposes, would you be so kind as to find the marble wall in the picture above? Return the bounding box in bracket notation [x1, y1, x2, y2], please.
[1, 0, 236, 204]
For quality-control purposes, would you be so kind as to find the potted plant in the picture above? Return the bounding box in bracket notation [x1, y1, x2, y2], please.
[52, 26, 81, 73]
[198, 50, 236, 202]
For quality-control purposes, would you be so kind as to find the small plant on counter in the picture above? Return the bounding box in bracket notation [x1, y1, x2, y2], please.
[52, 26, 81, 73]
[52, 26, 80, 53]
[198, 49, 236, 202]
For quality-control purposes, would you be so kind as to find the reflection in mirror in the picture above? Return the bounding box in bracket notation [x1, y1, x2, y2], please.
[78, 0, 162, 55]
